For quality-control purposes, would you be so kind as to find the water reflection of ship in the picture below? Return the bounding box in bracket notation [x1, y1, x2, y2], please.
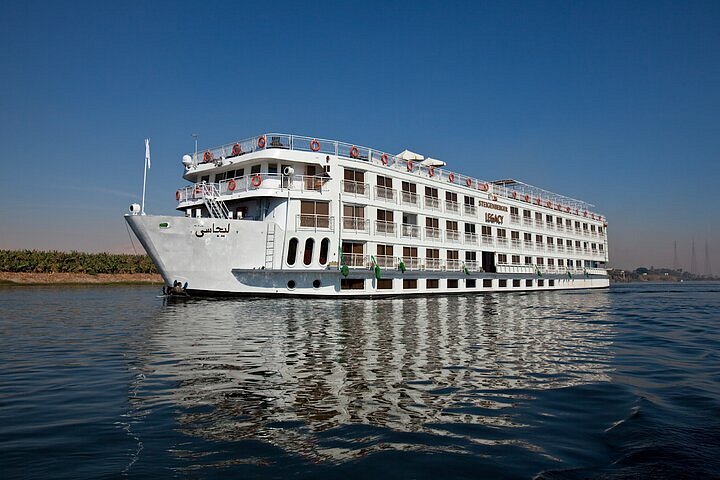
[134, 292, 612, 462]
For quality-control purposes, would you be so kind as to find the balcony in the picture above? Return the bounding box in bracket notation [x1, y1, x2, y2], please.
[523, 217, 532, 226]
[463, 204, 477, 216]
[401, 224, 420, 239]
[446, 200, 459, 214]
[496, 237, 508, 247]
[425, 226, 442, 241]
[511, 239, 521, 249]
[400, 191, 418, 206]
[496, 264, 535, 274]
[374, 185, 396, 203]
[297, 214, 334, 231]
[424, 196, 441, 211]
[464, 260, 481, 271]
[446, 230, 461, 243]
[446, 259, 461, 271]
[510, 215, 520, 224]
[342, 180, 369, 198]
[375, 220, 396, 236]
[375, 255, 397, 268]
[342, 217, 370, 233]
[401, 257, 422, 270]
[464, 232, 478, 245]
[481, 235, 494, 246]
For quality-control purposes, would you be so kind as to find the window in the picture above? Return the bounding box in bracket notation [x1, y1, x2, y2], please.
[536, 235, 543, 244]
[319, 238, 330, 265]
[556, 217, 563, 225]
[497, 228, 506, 238]
[403, 246, 418, 257]
[549, 280, 555, 287]
[566, 219, 572, 227]
[426, 279, 439, 289]
[342, 242, 364, 266]
[401, 181, 417, 193]
[401, 181, 417, 204]
[525, 256, 532, 265]
[538, 279, 545, 287]
[558, 259, 565, 267]
[483, 279, 493, 288]
[377, 175, 392, 187]
[513, 279, 521, 287]
[512, 255, 520, 264]
[465, 223, 476, 234]
[535, 212, 543, 222]
[464, 195, 475, 206]
[403, 279, 417, 289]
[446, 191, 457, 202]
[498, 253, 507, 263]
[447, 279, 458, 288]
[510, 206, 519, 216]
[499, 279, 507, 287]
[343, 204, 365, 230]
[268, 163, 278, 175]
[523, 209, 531, 218]
[341, 279, 365, 290]
[548, 258, 555, 266]
[465, 251, 477, 261]
[511, 231, 520, 241]
[300, 201, 330, 228]
[583, 223, 589, 231]
[546, 214, 553, 223]
[427, 248, 440, 258]
[537, 257, 544, 265]
[303, 238, 314, 265]
[250, 165, 261, 174]
[425, 186, 438, 198]
[377, 209, 393, 222]
[377, 279, 393, 289]
[481, 225, 492, 236]
[526, 279, 533, 287]
[524, 232, 532, 242]
[344, 169, 366, 194]
[201, 175, 210, 183]
[287, 238, 298, 265]
[466, 279, 476, 288]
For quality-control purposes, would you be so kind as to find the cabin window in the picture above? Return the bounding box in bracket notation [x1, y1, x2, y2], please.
[499, 279, 507, 287]
[300, 201, 330, 228]
[319, 238, 330, 265]
[425, 186, 438, 198]
[201, 175, 210, 183]
[526, 279, 533, 287]
[377, 279, 393, 289]
[513, 279, 521, 287]
[510, 206, 519, 216]
[466, 279, 476, 288]
[512, 255, 520, 264]
[403, 279, 418, 289]
[303, 238, 314, 265]
[376, 175, 392, 187]
[482, 225, 492, 236]
[250, 165, 261, 174]
[426, 279, 439, 289]
[287, 238, 298, 265]
[447, 279, 458, 288]
[483, 279, 493, 288]
[268, 163, 278, 175]
[538, 279, 545, 287]
[341, 279, 365, 290]
[446, 191, 457, 202]
[525, 256, 532, 265]
[549, 280, 555, 287]
[498, 253, 507, 263]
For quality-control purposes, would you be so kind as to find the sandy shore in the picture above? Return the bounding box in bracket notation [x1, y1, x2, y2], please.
[0, 272, 163, 285]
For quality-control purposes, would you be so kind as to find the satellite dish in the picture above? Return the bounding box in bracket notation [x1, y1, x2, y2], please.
[182, 154, 193, 167]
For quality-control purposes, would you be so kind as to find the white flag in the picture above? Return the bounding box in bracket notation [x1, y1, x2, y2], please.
[145, 138, 151, 169]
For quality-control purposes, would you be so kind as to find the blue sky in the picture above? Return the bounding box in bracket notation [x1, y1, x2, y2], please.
[1, 0, 718, 270]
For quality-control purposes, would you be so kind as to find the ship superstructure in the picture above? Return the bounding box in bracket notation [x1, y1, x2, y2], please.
[126, 133, 609, 296]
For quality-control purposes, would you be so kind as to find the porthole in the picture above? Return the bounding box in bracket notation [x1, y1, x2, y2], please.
[319, 238, 330, 265]
[303, 238, 314, 266]
[287, 280, 296, 290]
[287, 238, 298, 265]
[313, 279, 321, 289]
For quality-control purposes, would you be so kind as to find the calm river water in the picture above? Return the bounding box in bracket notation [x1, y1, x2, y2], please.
[1, 283, 719, 479]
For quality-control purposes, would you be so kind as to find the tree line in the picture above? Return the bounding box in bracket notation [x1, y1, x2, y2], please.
[0, 250, 157, 274]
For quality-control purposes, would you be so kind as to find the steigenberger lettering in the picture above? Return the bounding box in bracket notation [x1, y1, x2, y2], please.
[478, 200, 508, 212]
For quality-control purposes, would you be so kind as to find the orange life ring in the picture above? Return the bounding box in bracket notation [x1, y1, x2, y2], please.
[466, 178, 472, 187]
[349, 146, 359, 158]
[407, 161, 413, 171]
[231, 143, 241, 156]
[381, 153, 389, 165]
[524, 194, 530, 202]
[175, 190, 181, 201]
[479, 183, 489, 191]
[194, 185, 202, 196]
[512, 191, 517, 199]
[251, 174, 262, 187]
[584, 211, 588, 217]
[310, 139, 321, 152]
[227, 179, 237, 191]
[566, 207, 571, 213]
[203, 151, 213, 162]
[448, 172, 455, 182]
[428, 166, 435, 177]
[257, 135, 266, 148]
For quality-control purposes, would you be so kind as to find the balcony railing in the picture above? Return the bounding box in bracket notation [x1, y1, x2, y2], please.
[374, 185, 396, 202]
[464, 204, 477, 216]
[297, 214, 334, 231]
[510, 215, 520, 224]
[446, 259, 461, 271]
[523, 217, 532, 226]
[424, 196, 441, 210]
[375, 255, 397, 268]
[401, 224, 420, 238]
[425, 226, 442, 240]
[342, 217, 370, 233]
[496, 237, 508, 247]
[342, 180, 369, 197]
[446, 230, 461, 243]
[496, 264, 535, 274]
[375, 220, 396, 236]
[342, 253, 368, 268]
[481, 235, 493, 246]
[425, 258, 442, 271]
[446, 200, 459, 213]
[464, 232, 478, 244]
[400, 191, 418, 206]
[401, 257, 422, 270]
[464, 260, 480, 271]
[178, 174, 331, 203]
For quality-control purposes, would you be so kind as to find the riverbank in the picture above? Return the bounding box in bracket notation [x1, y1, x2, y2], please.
[0, 272, 163, 285]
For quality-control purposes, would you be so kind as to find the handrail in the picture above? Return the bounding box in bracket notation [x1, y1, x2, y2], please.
[187, 132, 605, 221]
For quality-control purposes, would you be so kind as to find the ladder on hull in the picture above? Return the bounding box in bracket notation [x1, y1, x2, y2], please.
[264, 224, 276, 269]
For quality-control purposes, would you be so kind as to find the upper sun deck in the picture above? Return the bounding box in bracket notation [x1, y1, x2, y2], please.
[182, 133, 606, 222]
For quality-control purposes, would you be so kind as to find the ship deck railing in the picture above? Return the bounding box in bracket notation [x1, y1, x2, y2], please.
[190, 133, 604, 220]
[177, 174, 331, 203]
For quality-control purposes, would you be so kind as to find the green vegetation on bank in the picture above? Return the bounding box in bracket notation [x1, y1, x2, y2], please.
[0, 250, 157, 274]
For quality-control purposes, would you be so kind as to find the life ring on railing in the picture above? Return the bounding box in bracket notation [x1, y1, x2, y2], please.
[466, 178, 472, 187]
[203, 151, 213, 162]
[231, 143, 242, 156]
[257, 135, 266, 149]
[448, 172, 455, 182]
[194, 185, 202, 196]
[175, 190, 181, 201]
[546, 201, 552, 208]
[584, 211, 588, 217]
[227, 179, 237, 191]
[512, 191, 517, 199]
[381, 153, 389, 165]
[407, 161, 413, 171]
[566, 207, 571, 213]
[524, 194, 530, 202]
[310, 139, 321, 152]
[349, 146, 359, 158]
[479, 182, 489, 191]
[428, 166, 435, 177]
[251, 174, 262, 187]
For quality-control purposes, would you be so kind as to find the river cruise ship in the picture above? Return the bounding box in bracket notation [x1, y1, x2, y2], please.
[125, 133, 609, 296]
